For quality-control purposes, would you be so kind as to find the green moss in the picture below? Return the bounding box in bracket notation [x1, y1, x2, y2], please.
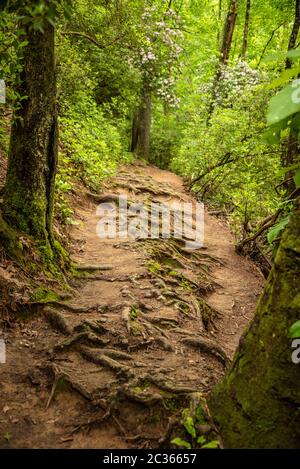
[209, 202, 300, 448]
[30, 287, 60, 303]
[130, 306, 140, 320]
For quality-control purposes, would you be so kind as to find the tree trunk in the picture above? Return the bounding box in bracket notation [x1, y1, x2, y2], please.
[3, 19, 58, 256]
[284, 0, 300, 193]
[286, 0, 300, 70]
[207, 0, 239, 122]
[217, 0, 223, 46]
[130, 85, 151, 159]
[220, 0, 238, 65]
[209, 198, 300, 448]
[241, 0, 251, 60]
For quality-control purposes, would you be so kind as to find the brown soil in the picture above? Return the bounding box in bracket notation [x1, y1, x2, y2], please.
[0, 161, 263, 448]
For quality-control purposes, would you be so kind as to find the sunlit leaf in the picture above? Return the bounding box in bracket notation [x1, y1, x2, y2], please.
[267, 216, 290, 244]
[267, 83, 300, 125]
[289, 321, 300, 339]
[171, 438, 191, 449]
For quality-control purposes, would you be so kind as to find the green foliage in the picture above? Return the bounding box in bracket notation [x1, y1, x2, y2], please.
[171, 438, 191, 449]
[267, 83, 300, 125]
[171, 71, 280, 238]
[171, 403, 220, 450]
[289, 321, 300, 339]
[267, 215, 290, 245]
[30, 286, 59, 303]
[183, 416, 196, 438]
[59, 93, 132, 191]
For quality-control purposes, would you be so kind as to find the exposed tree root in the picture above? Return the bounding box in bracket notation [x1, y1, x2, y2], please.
[147, 374, 198, 394]
[78, 345, 134, 379]
[46, 364, 94, 408]
[74, 319, 108, 335]
[181, 336, 229, 366]
[43, 307, 72, 335]
[71, 407, 112, 434]
[76, 264, 113, 272]
[118, 385, 164, 407]
[53, 331, 110, 351]
[128, 339, 155, 352]
[86, 192, 132, 207]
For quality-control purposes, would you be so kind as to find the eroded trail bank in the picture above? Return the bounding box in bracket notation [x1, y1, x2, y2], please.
[0, 161, 263, 448]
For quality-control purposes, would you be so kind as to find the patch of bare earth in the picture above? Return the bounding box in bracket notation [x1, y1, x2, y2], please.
[0, 161, 263, 448]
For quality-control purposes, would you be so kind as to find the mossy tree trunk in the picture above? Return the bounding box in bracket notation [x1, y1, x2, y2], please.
[284, 0, 300, 194]
[209, 198, 300, 448]
[131, 84, 151, 159]
[3, 19, 59, 261]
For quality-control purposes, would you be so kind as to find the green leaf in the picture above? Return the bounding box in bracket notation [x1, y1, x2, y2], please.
[267, 83, 300, 125]
[171, 438, 191, 449]
[289, 320, 300, 339]
[268, 67, 300, 89]
[197, 436, 206, 444]
[267, 216, 290, 245]
[184, 416, 196, 438]
[202, 440, 220, 449]
[294, 169, 300, 188]
[286, 49, 300, 60]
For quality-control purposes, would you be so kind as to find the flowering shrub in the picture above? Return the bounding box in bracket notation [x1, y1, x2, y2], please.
[134, 5, 183, 108]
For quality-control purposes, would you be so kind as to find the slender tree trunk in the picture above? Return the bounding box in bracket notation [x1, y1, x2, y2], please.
[207, 0, 239, 122]
[209, 198, 300, 448]
[131, 84, 151, 159]
[241, 0, 251, 60]
[257, 23, 284, 67]
[286, 0, 300, 69]
[220, 0, 238, 65]
[217, 0, 222, 46]
[3, 19, 58, 255]
[284, 0, 300, 193]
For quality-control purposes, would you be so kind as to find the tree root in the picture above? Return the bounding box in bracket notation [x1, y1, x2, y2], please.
[53, 331, 110, 352]
[78, 345, 134, 379]
[128, 339, 154, 352]
[46, 364, 94, 408]
[122, 306, 132, 335]
[43, 307, 72, 335]
[86, 192, 132, 207]
[155, 336, 174, 352]
[71, 406, 112, 434]
[181, 336, 229, 366]
[118, 385, 164, 407]
[148, 374, 198, 394]
[74, 319, 108, 335]
[76, 264, 114, 272]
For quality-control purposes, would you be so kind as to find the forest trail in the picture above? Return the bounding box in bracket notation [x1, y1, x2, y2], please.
[0, 161, 263, 448]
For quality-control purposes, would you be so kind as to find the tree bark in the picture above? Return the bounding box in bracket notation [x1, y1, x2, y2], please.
[286, 0, 300, 70]
[284, 0, 300, 193]
[217, 0, 222, 46]
[209, 198, 300, 448]
[207, 0, 239, 122]
[130, 84, 151, 159]
[3, 19, 58, 255]
[241, 0, 251, 60]
[220, 0, 238, 65]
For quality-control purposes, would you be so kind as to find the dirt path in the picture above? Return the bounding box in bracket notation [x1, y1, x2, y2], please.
[0, 161, 263, 448]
